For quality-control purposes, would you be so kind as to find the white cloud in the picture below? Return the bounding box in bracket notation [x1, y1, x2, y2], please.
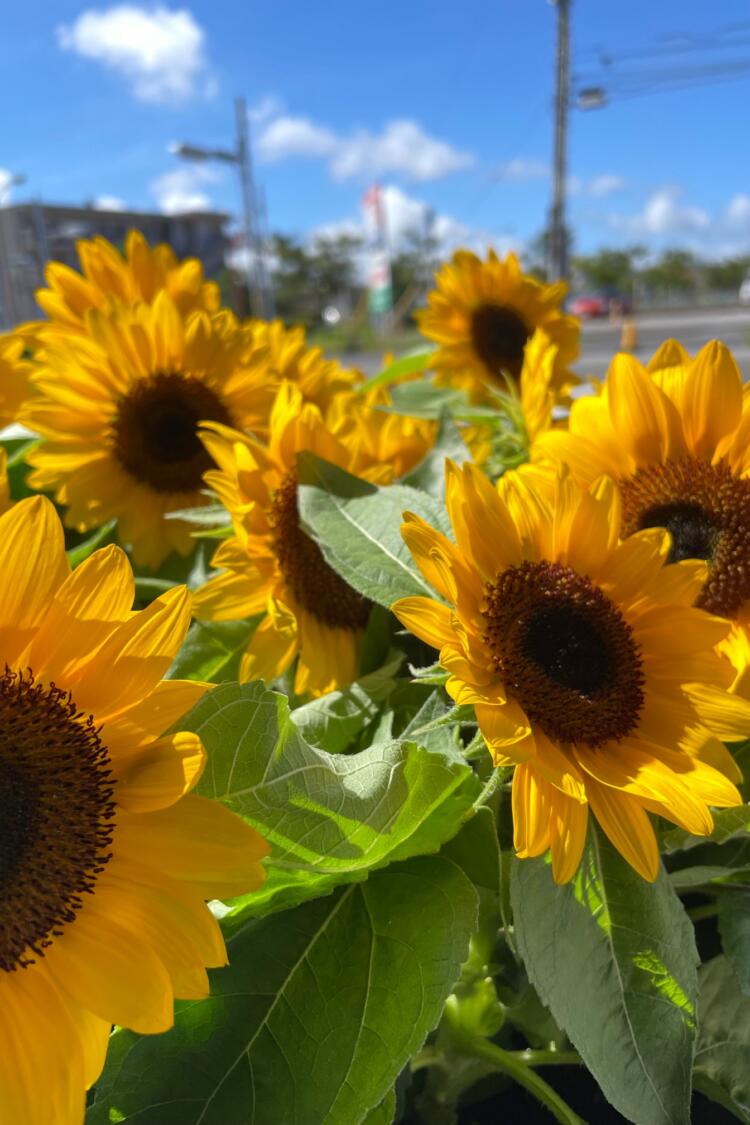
[248, 95, 284, 126]
[57, 5, 210, 104]
[586, 173, 625, 199]
[609, 186, 710, 237]
[0, 169, 17, 203]
[492, 162, 624, 197]
[93, 194, 127, 211]
[726, 194, 750, 229]
[256, 108, 472, 183]
[330, 121, 473, 182]
[257, 116, 338, 162]
[150, 165, 218, 214]
[492, 158, 549, 184]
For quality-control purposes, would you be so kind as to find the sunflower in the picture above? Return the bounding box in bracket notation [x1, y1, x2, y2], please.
[250, 318, 361, 410]
[392, 462, 749, 882]
[0, 332, 33, 427]
[193, 381, 433, 696]
[534, 341, 750, 635]
[32, 231, 220, 337]
[417, 249, 579, 403]
[23, 293, 272, 569]
[0, 495, 267, 1122]
[463, 333, 565, 473]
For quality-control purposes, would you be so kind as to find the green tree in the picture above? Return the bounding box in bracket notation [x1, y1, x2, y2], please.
[642, 249, 698, 296]
[572, 246, 646, 295]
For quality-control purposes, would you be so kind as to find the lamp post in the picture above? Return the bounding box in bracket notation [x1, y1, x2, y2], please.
[171, 97, 272, 319]
[0, 172, 26, 328]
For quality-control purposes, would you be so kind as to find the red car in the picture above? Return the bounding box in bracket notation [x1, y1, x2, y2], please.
[569, 295, 608, 318]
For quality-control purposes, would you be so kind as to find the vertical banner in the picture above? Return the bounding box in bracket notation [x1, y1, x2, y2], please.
[362, 184, 393, 322]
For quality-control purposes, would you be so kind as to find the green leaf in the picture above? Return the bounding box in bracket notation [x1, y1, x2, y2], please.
[297, 451, 452, 608]
[388, 380, 465, 419]
[5, 435, 41, 500]
[719, 893, 750, 995]
[511, 827, 698, 1125]
[167, 617, 261, 683]
[403, 411, 470, 499]
[441, 806, 501, 965]
[291, 653, 403, 754]
[361, 1088, 396, 1125]
[669, 865, 748, 891]
[693, 956, 750, 1123]
[183, 681, 481, 919]
[87, 855, 477, 1125]
[663, 805, 750, 852]
[133, 576, 178, 603]
[397, 688, 459, 757]
[65, 520, 118, 567]
[164, 504, 232, 527]
[359, 348, 434, 391]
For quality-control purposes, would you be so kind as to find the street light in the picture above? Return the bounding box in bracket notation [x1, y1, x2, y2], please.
[576, 86, 607, 110]
[171, 97, 272, 319]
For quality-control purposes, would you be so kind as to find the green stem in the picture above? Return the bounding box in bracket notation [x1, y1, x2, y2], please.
[473, 766, 511, 810]
[458, 1035, 585, 1125]
[408, 706, 474, 738]
[507, 1049, 582, 1068]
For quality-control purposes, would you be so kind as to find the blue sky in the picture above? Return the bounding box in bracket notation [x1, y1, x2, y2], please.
[4, 0, 750, 259]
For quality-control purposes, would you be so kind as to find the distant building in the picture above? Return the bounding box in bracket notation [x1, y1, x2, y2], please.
[0, 202, 229, 328]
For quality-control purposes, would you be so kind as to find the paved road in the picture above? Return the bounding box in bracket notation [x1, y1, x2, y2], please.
[576, 306, 750, 380]
[346, 306, 750, 379]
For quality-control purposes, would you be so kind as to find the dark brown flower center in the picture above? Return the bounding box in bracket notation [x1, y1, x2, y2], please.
[470, 304, 531, 384]
[112, 372, 233, 493]
[270, 472, 372, 630]
[620, 457, 750, 617]
[0, 668, 115, 971]
[482, 561, 644, 747]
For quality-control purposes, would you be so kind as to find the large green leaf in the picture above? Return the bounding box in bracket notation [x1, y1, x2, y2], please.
[297, 452, 452, 608]
[693, 956, 750, 1122]
[719, 892, 750, 996]
[184, 682, 481, 917]
[402, 411, 469, 499]
[511, 828, 698, 1125]
[87, 855, 477, 1125]
[291, 654, 403, 754]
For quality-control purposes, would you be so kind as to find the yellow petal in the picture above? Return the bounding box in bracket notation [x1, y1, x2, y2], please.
[682, 340, 743, 459]
[0, 496, 69, 641]
[686, 683, 750, 743]
[114, 796, 270, 899]
[606, 353, 685, 466]
[512, 764, 552, 856]
[392, 596, 455, 650]
[240, 597, 298, 683]
[585, 778, 659, 881]
[116, 731, 207, 811]
[548, 789, 589, 884]
[45, 907, 175, 1034]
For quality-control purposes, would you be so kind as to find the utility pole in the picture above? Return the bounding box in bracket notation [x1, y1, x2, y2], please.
[233, 97, 267, 319]
[549, 0, 571, 282]
[172, 99, 271, 320]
